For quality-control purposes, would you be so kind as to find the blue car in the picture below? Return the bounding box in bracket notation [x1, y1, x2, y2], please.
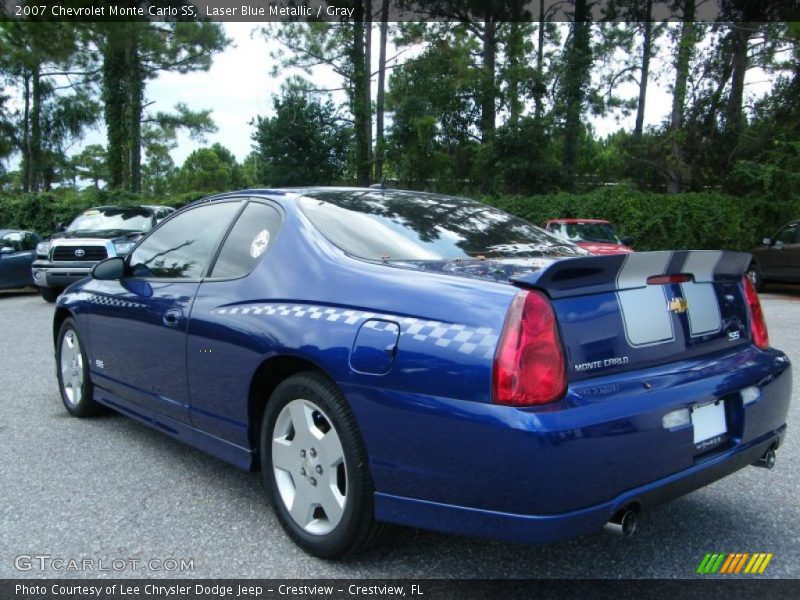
[53, 188, 791, 557]
[0, 229, 41, 290]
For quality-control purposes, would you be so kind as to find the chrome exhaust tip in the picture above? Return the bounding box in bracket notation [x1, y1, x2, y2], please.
[753, 448, 776, 469]
[604, 508, 638, 537]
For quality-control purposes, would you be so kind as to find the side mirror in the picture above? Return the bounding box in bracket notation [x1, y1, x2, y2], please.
[762, 237, 772, 246]
[621, 235, 634, 247]
[0, 246, 15, 255]
[92, 256, 125, 280]
[55, 222, 66, 232]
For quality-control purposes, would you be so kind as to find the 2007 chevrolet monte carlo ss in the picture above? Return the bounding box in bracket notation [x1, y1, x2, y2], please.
[52, 188, 791, 558]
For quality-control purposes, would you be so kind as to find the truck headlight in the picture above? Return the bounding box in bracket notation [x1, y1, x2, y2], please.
[36, 241, 50, 257]
[113, 241, 135, 256]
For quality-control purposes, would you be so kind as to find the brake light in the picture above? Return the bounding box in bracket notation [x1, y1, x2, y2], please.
[647, 273, 693, 285]
[492, 290, 566, 406]
[742, 275, 769, 350]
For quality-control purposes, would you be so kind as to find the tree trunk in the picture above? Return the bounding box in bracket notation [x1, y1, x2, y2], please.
[103, 38, 128, 190]
[534, 0, 545, 120]
[507, 22, 522, 128]
[22, 72, 31, 193]
[480, 17, 497, 144]
[351, 4, 371, 186]
[29, 64, 42, 193]
[562, 0, 592, 186]
[364, 0, 373, 181]
[725, 23, 753, 140]
[375, 0, 389, 182]
[667, 0, 696, 194]
[634, 0, 653, 138]
[128, 32, 144, 193]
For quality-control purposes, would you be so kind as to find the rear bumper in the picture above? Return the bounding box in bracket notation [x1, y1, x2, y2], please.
[374, 427, 785, 543]
[32, 261, 94, 289]
[345, 346, 791, 542]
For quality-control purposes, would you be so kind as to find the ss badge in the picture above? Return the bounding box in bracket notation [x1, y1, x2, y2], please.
[728, 331, 741, 341]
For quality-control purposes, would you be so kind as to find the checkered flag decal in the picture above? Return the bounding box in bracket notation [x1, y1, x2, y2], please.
[215, 304, 499, 359]
[87, 294, 146, 309]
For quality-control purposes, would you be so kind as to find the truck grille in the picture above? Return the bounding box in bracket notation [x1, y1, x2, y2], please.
[52, 246, 108, 262]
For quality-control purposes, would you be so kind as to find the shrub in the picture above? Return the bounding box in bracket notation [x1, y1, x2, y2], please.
[481, 186, 800, 251]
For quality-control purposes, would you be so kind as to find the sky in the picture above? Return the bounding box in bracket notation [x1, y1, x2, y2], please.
[4, 22, 778, 171]
[144, 23, 678, 165]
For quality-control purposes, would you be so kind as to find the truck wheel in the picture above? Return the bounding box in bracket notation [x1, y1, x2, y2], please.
[39, 287, 59, 303]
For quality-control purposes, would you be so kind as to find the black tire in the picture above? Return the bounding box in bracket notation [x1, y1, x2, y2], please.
[260, 372, 387, 558]
[747, 262, 766, 293]
[55, 318, 106, 417]
[39, 286, 59, 303]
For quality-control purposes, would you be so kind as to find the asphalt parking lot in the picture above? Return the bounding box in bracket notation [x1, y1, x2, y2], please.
[1, 288, 798, 579]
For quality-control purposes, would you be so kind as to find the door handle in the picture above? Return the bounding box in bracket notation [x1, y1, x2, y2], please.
[163, 308, 183, 327]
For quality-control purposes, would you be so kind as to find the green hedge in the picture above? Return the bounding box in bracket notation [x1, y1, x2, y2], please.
[2, 186, 798, 251]
[482, 186, 800, 251]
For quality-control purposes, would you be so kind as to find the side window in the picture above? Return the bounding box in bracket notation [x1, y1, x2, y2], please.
[775, 225, 797, 244]
[23, 233, 38, 250]
[129, 202, 241, 279]
[210, 202, 282, 279]
[1, 232, 23, 251]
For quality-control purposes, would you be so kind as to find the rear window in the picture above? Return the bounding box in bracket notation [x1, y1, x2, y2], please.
[298, 190, 583, 261]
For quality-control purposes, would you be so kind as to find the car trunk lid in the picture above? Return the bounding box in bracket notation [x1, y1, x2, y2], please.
[510, 250, 754, 381]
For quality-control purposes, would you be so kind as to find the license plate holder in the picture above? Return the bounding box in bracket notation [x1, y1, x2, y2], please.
[691, 400, 728, 451]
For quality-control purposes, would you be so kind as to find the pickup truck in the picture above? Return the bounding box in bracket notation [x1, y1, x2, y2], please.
[32, 204, 173, 302]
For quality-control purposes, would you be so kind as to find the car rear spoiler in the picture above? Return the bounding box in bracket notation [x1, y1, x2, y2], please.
[510, 250, 751, 299]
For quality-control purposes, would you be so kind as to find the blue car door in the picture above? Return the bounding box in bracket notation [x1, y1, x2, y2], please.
[0, 231, 36, 288]
[87, 201, 243, 424]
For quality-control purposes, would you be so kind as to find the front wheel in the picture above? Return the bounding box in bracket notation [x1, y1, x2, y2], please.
[39, 286, 59, 303]
[56, 318, 106, 417]
[260, 373, 386, 558]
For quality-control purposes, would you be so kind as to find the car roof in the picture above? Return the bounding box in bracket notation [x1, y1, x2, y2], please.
[85, 205, 155, 213]
[546, 218, 611, 225]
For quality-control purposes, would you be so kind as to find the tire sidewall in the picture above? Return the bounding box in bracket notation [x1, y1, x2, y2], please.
[260, 374, 371, 558]
[56, 318, 95, 417]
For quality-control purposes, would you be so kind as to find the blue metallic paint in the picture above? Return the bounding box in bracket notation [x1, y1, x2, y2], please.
[54, 189, 792, 544]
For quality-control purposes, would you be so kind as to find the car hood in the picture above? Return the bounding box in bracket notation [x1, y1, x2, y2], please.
[576, 241, 633, 255]
[48, 230, 144, 243]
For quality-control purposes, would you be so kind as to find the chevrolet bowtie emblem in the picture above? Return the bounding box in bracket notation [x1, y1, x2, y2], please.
[668, 297, 689, 314]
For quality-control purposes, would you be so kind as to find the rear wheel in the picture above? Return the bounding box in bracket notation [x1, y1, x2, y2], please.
[56, 318, 106, 417]
[260, 372, 386, 558]
[747, 262, 766, 292]
[39, 286, 59, 303]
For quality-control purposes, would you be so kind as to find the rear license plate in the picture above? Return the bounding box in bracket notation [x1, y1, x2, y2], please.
[692, 401, 727, 451]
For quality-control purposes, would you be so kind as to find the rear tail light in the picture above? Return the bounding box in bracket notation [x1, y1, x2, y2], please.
[742, 275, 769, 350]
[492, 290, 567, 406]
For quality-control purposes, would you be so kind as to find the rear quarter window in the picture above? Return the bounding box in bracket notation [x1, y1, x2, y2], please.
[210, 202, 283, 279]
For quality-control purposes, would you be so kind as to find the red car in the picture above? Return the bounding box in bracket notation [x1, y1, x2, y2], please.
[543, 219, 634, 255]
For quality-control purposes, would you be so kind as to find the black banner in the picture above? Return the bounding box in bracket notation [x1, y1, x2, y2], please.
[2, 0, 800, 23]
[3, 580, 800, 600]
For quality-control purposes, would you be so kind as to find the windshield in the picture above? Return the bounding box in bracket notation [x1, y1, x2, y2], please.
[551, 222, 621, 244]
[67, 208, 152, 233]
[297, 190, 584, 261]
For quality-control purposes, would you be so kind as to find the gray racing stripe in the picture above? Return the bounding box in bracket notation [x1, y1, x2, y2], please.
[616, 251, 675, 347]
[681, 251, 723, 337]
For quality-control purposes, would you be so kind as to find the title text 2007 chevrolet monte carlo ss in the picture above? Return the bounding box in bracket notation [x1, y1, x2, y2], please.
[53, 188, 791, 558]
